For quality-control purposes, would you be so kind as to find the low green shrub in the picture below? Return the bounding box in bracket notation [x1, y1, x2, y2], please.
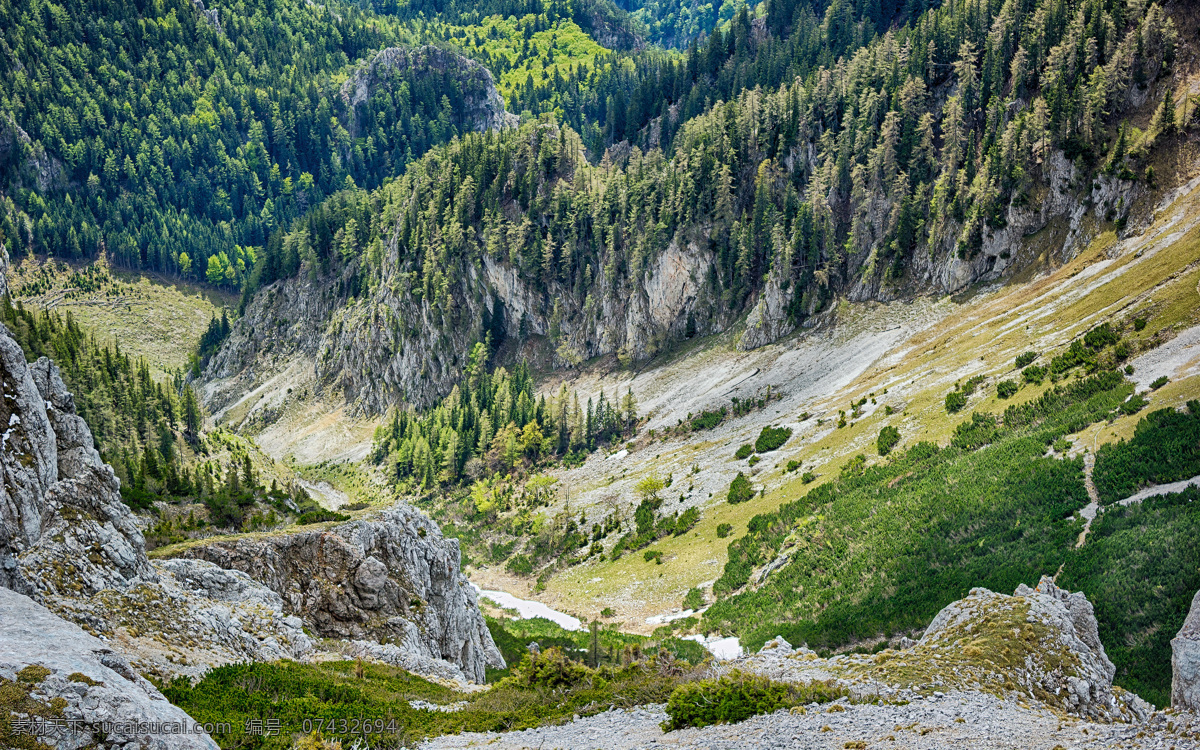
[727, 473, 754, 504]
[1094, 405, 1200, 503]
[1084, 322, 1120, 350]
[734, 444, 754, 460]
[944, 390, 967, 413]
[1150, 375, 1168, 389]
[716, 523, 733, 538]
[662, 671, 847, 730]
[506, 554, 534, 576]
[1119, 393, 1148, 415]
[754, 426, 793, 453]
[683, 588, 705, 610]
[876, 425, 900, 456]
[690, 408, 727, 431]
[502, 647, 596, 690]
[296, 509, 349, 525]
[1050, 340, 1096, 374]
[1022, 364, 1046, 384]
[673, 507, 700, 536]
[786, 459, 801, 472]
[960, 375, 986, 397]
[996, 380, 1018, 398]
[1015, 351, 1038, 368]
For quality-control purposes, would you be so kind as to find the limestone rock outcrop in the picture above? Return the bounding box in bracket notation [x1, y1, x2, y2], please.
[341, 46, 516, 136]
[917, 575, 1130, 720]
[0, 323, 310, 678]
[0, 324, 156, 596]
[174, 503, 505, 683]
[1173, 589, 1200, 711]
[736, 575, 1148, 722]
[0, 585, 218, 749]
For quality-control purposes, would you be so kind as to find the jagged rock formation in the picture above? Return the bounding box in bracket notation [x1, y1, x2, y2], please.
[736, 576, 1148, 722]
[0, 323, 311, 678]
[340, 46, 516, 138]
[0, 327, 155, 596]
[1173, 589, 1200, 711]
[50, 558, 315, 681]
[0, 586, 218, 749]
[191, 0, 223, 34]
[174, 503, 505, 683]
[943, 576, 1124, 720]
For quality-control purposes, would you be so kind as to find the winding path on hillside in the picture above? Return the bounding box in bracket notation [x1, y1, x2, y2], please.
[1075, 454, 1101, 548]
[1076, 457, 1199, 548]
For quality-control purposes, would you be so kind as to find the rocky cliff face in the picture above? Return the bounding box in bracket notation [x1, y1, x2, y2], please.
[0, 112, 67, 194]
[174, 503, 505, 683]
[737, 150, 1143, 351]
[202, 230, 729, 418]
[0, 322, 312, 679]
[202, 139, 1140, 423]
[1, 320, 501, 683]
[341, 46, 517, 138]
[1173, 588, 1200, 711]
[0, 328, 154, 596]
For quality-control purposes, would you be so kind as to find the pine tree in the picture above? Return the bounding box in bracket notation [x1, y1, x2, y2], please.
[1158, 83, 1177, 135]
[620, 388, 638, 433]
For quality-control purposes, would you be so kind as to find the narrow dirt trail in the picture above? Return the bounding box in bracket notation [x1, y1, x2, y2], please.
[1076, 453, 1100, 549]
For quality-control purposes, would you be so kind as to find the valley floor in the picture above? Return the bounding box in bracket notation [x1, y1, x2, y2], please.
[417, 694, 1199, 750]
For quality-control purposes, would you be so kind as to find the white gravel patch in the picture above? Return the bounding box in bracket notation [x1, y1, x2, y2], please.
[1116, 474, 1200, 507]
[470, 584, 582, 631]
[1128, 323, 1200, 390]
[415, 696, 1200, 749]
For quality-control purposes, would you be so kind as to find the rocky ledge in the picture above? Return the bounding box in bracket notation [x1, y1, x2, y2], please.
[0, 323, 309, 680]
[173, 503, 505, 683]
[735, 576, 1147, 722]
[0, 586, 218, 749]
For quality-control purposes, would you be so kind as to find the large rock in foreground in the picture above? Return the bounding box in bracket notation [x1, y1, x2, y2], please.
[0, 586, 217, 749]
[940, 576, 1121, 719]
[0, 323, 310, 679]
[735, 575, 1149, 722]
[1174, 589, 1200, 711]
[174, 503, 505, 683]
[0, 329, 156, 596]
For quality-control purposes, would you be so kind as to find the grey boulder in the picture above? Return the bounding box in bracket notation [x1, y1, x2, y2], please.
[0, 585, 218, 749]
[1173, 589, 1200, 711]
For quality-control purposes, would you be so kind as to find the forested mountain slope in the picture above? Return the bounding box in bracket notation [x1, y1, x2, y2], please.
[0, 0, 512, 287]
[205, 0, 1182, 423]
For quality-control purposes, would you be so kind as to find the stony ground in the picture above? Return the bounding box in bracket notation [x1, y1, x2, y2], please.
[417, 696, 1200, 750]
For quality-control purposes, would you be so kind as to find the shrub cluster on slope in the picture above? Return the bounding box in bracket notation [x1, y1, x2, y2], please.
[704, 373, 1129, 654]
[703, 372, 1198, 705]
[1092, 401, 1200, 503]
[1059, 486, 1200, 707]
[164, 643, 704, 749]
